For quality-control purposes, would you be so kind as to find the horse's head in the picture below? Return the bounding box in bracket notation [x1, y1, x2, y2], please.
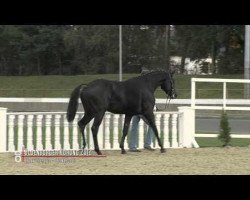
[161, 71, 177, 99]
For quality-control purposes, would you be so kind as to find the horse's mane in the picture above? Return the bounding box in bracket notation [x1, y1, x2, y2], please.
[128, 69, 170, 82]
[141, 69, 169, 76]
[87, 69, 170, 85]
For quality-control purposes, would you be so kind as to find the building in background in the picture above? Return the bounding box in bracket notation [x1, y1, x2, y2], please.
[170, 56, 213, 75]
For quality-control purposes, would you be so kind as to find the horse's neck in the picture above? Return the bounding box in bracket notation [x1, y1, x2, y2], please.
[144, 73, 166, 91]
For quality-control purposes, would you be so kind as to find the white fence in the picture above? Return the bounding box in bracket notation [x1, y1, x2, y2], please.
[0, 107, 197, 152]
[191, 78, 250, 110]
[1, 78, 250, 152]
[191, 78, 250, 139]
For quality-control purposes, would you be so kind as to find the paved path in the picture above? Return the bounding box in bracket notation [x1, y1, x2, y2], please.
[196, 118, 250, 134]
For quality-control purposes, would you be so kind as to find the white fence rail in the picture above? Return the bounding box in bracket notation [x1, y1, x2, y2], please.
[2, 97, 250, 106]
[0, 107, 197, 152]
[191, 78, 250, 140]
[191, 78, 250, 110]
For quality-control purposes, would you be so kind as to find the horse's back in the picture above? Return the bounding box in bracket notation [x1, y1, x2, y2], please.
[107, 79, 153, 114]
[82, 79, 134, 114]
[80, 79, 114, 111]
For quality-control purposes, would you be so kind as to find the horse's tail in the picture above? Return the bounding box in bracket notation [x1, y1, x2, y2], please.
[67, 84, 85, 122]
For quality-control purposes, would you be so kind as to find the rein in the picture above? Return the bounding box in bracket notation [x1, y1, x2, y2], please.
[158, 72, 174, 111]
[165, 97, 171, 110]
[155, 96, 172, 111]
[164, 71, 175, 110]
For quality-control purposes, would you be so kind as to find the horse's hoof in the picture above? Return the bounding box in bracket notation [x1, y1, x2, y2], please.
[161, 149, 166, 153]
[96, 151, 102, 155]
[121, 150, 126, 154]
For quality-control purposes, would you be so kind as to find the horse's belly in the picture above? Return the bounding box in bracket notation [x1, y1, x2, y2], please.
[107, 103, 140, 115]
[107, 103, 124, 114]
[107, 94, 141, 115]
[107, 109, 123, 114]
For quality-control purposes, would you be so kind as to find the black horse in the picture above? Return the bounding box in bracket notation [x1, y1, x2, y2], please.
[66, 70, 177, 155]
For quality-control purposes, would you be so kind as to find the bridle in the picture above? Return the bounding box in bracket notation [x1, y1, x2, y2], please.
[157, 72, 175, 111]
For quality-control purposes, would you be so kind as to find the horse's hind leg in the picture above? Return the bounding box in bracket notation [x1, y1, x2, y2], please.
[120, 115, 132, 154]
[143, 112, 166, 153]
[78, 113, 94, 149]
[91, 112, 105, 155]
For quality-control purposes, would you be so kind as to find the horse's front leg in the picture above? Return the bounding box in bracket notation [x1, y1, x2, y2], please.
[120, 115, 132, 154]
[143, 112, 166, 153]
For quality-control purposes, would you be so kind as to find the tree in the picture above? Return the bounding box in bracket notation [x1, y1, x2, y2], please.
[63, 25, 119, 74]
[216, 25, 244, 74]
[171, 25, 244, 75]
[123, 25, 168, 72]
[172, 25, 193, 74]
[0, 25, 24, 75]
[0, 25, 245, 75]
[218, 110, 231, 147]
[165, 25, 171, 70]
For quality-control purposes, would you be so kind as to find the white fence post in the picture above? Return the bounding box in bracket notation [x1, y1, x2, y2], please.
[178, 107, 199, 148]
[36, 115, 43, 150]
[104, 113, 111, 149]
[171, 114, 178, 148]
[45, 115, 52, 150]
[27, 115, 34, 150]
[113, 114, 120, 149]
[8, 115, 15, 152]
[163, 113, 170, 148]
[223, 82, 227, 109]
[0, 108, 7, 152]
[191, 79, 196, 108]
[63, 115, 70, 150]
[17, 115, 25, 151]
[54, 115, 61, 150]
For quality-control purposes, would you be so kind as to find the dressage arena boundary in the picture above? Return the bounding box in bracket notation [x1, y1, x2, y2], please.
[0, 107, 197, 152]
[1, 78, 250, 153]
[191, 78, 250, 140]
